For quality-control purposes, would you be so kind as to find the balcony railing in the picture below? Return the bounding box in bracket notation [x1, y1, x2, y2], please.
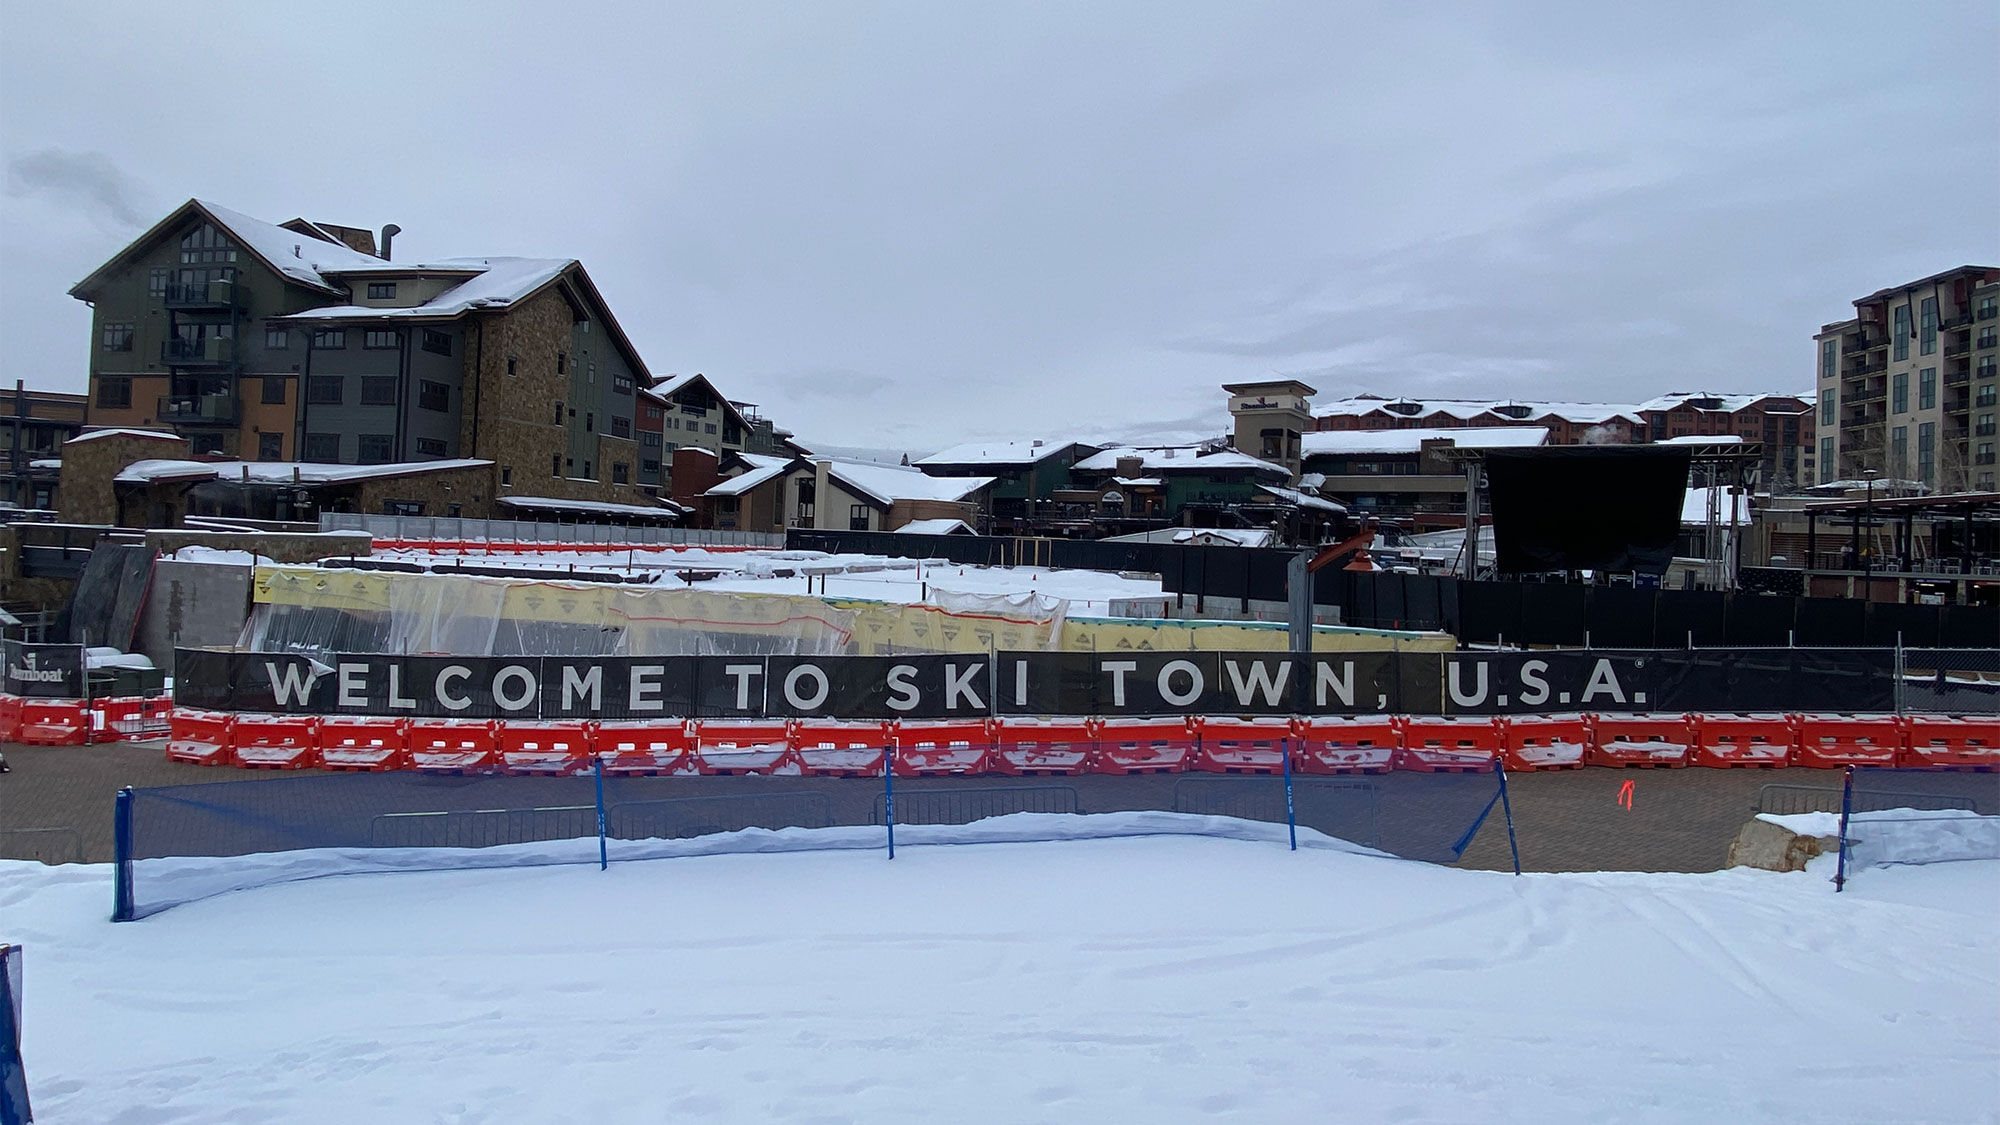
[1945, 340, 1971, 357]
[162, 276, 244, 311]
[156, 394, 238, 425]
[1979, 423, 1998, 437]
[1842, 357, 1886, 376]
[160, 337, 234, 366]
[1843, 383, 1886, 403]
[1941, 312, 1973, 330]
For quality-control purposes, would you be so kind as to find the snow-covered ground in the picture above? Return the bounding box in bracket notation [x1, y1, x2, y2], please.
[5, 825, 1996, 1123]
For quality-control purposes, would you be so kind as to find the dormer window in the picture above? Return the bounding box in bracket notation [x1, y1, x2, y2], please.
[1495, 403, 1532, 419]
[1386, 401, 1422, 416]
[366, 282, 397, 300]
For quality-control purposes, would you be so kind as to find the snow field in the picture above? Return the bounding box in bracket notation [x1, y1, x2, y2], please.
[5, 835, 1997, 1123]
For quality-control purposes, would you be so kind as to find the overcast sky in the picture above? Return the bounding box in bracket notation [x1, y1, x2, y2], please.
[3, 2, 1995, 457]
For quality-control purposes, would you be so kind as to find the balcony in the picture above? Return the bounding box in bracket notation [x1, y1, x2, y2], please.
[1841, 405, 1884, 427]
[160, 337, 234, 366]
[1980, 423, 1999, 438]
[157, 394, 238, 425]
[162, 275, 245, 311]
[1842, 356, 1886, 376]
[1945, 340, 1971, 357]
[1941, 312, 1973, 330]
[1843, 381, 1886, 403]
[1841, 327, 1885, 353]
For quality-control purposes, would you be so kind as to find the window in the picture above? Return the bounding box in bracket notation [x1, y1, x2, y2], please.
[1979, 443, 1997, 465]
[643, 403, 661, 420]
[554, 402, 565, 425]
[1979, 384, 1997, 408]
[613, 374, 633, 394]
[1894, 304, 1911, 361]
[418, 380, 449, 411]
[1982, 357, 1998, 379]
[705, 423, 717, 435]
[1892, 372, 1908, 414]
[681, 402, 707, 418]
[96, 376, 131, 409]
[556, 352, 567, 374]
[421, 329, 452, 356]
[641, 431, 661, 449]
[585, 412, 594, 433]
[1820, 339, 1836, 379]
[1820, 437, 1834, 481]
[148, 268, 169, 296]
[307, 375, 344, 404]
[1981, 297, 1998, 321]
[501, 467, 512, 486]
[360, 376, 398, 406]
[1979, 329, 1997, 350]
[1979, 413, 1997, 438]
[357, 434, 393, 463]
[179, 222, 237, 265]
[1919, 367, 1936, 410]
[1918, 422, 1936, 484]
[100, 322, 133, 351]
[1819, 388, 1835, 426]
[1920, 296, 1938, 356]
[588, 363, 596, 385]
[611, 416, 631, 438]
[258, 432, 283, 461]
[507, 356, 518, 377]
[551, 454, 561, 477]
[582, 460, 593, 479]
[313, 328, 347, 349]
[366, 282, 397, 300]
[849, 504, 869, 531]
[416, 437, 447, 457]
[382, 500, 423, 516]
[641, 459, 660, 475]
[262, 376, 286, 405]
[304, 432, 340, 461]
[1891, 427, 1908, 475]
[265, 325, 289, 349]
[612, 462, 629, 484]
[364, 330, 400, 350]
[189, 433, 225, 456]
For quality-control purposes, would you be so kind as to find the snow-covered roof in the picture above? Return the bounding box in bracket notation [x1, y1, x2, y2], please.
[498, 495, 687, 518]
[192, 200, 387, 291]
[1073, 446, 1291, 477]
[1635, 391, 1810, 414]
[1172, 527, 1274, 547]
[823, 460, 994, 506]
[1300, 427, 1548, 457]
[1112, 476, 1165, 487]
[115, 458, 491, 486]
[28, 458, 61, 470]
[1659, 434, 1745, 445]
[280, 258, 575, 321]
[915, 440, 1078, 468]
[66, 427, 186, 446]
[1314, 397, 1642, 425]
[1257, 484, 1346, 513]
[895, 518, 975, 535]
[705, 455, 791, 498]
[1681, 486, 1753, 525]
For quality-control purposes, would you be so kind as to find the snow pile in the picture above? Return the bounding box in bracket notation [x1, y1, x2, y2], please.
[1762, 808, 2000, 869]
[169, 544, 273, 566]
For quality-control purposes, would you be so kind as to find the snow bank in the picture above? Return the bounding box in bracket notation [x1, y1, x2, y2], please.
[1762, 808, 2000, 868]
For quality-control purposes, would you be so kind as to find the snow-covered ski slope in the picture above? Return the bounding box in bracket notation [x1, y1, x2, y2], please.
[6, 830, 1995, 1123]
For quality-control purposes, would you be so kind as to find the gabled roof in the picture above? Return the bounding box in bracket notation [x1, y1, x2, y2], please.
[705, 454, 791, 498]
[70, 199, 386, 300]
[1300, 427, 1548, 457]
[915, 439, 1087, 468]
[800, 458, 993, 508]
[1073, 446, 1291, 478]
[279, 258, 575, 320]
[1635, 391, 1811, 415]
[114, 458, 491, 486]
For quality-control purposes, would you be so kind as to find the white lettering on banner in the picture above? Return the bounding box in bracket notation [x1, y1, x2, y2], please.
[1447, 661, 1489, 708]
[1224, 659, 1290, 707]
[1158, 659, 1203, 707]
[562, 666, 602, 711]
[1103, 660, 1138, 707]
[886, 664, 921, 712]
[1517, 660, 1551, 707]
[267, 662, 319, 706]
[945, 664, 984, 711]
[723, 664, 764, 710]
[630, 665, 664, 711]
[387, 664, 417, 710]
[1581, 658, 1627, 704]
[493, 665, 537, 711]
[784, 664, 830, 710]
[337, 663, 368, 709]
[436, 665, 471, 711]
[1014, 659, 1029, 707]
[1315, 660, 1356, 708]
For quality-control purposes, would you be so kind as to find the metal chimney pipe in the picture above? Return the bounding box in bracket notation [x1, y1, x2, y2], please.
[379, 224, 402, 261]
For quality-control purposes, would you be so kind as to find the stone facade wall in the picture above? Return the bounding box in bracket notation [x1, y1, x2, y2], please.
[347, 462, 499, 518]
[887, 498, 980, 530]
[58, 431, 191, 525]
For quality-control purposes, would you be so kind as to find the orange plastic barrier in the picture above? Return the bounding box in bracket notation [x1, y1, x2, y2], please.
[234, 714, 324, 769]
[1191, 716, 1292, 774]
[1091, 718, 1195, 774]
[1899, 716, 2000, 770]
[991, 718, 1094, 776]
[407, 719, 500, 773]
[792, 720, 890, 776]
[314, 716, 407, 771]
[496, 721, 593, 775]
[165, 708, 235, 766]
[14, 699, 87, 746]
[1585, 714, 1692, 767]
[1791, 714, 1903, 768]
[894, 719, 994, 776]
[1292, 717, 1398, 774]
[93, 696, 170, 743]
[1691, 714, 1794, 768]
[1501, 716, 1589, 771]
[595, 720, 696, 775]
[693, 720, 802, 776]
[0, 693, 19, 742]
[1395, 717, 1500, 772]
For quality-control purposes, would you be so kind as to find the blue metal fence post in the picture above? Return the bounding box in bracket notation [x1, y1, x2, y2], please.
[1494, 758, 1521, 876]
[884, 737, 897, 859]
[593, 755, 608, 871]
[1834, 765, 1854, 893]
[111, 787, 135, 922]
[1282, 736, 1297, 851]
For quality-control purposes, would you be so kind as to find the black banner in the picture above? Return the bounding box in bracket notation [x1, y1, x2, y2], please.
[176, 647, 1902, 720]
[3, 640, 86, 700]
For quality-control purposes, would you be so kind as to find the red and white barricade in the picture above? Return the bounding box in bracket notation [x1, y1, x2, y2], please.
[1691, 714, 1793, 768]
[1585, 714, 1692, 767]
[1791, 714, 1902, 769]
[1292, 716, 1398, 774]
[13, 698, 87, 746]
[893, 719, 993, 776]
[693, 720, 802, 776]
[496, 720, 593, 774]
[407, 719, 500, 773]
[595, 720, 696, 775]
[0, 693, 19, 742]
[315, 716, 407, 771]
[991, 718, 1094, 775]
[234, 714, 324, 769]
[165, 707, 235, 765]
[1090, 718, 1195, 774]
[1500, 715, 1588, 771]
[1191, 716, 1292, 774]
[792, 720, 890, 776]
[1899, 716, 2000, 770]
[1394, 717, 1500, 772]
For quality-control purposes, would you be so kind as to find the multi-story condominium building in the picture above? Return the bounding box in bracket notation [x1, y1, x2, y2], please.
[0, 383, 87, 510]
[1634, 392, 1814, 491]
[1312, 396, 1646, 445]
[1816, 265, 2000, 493]
[68, 199, 672, 514]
